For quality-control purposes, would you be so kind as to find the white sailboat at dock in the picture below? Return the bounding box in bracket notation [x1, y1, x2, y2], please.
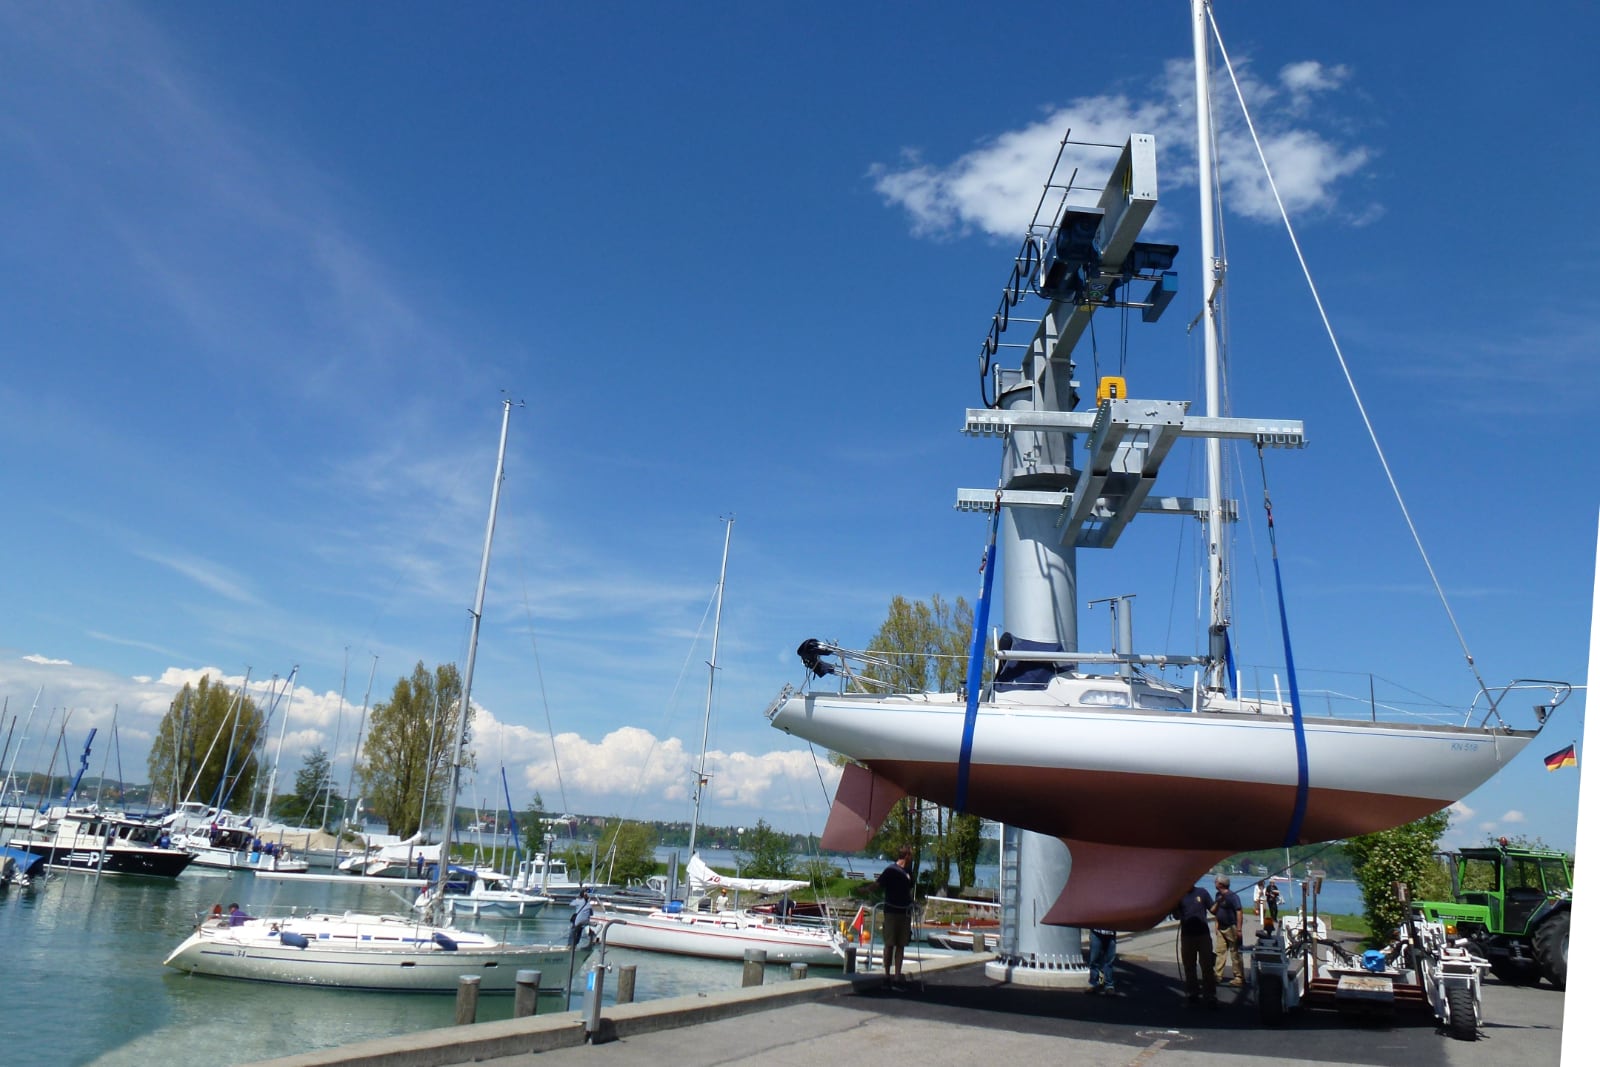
[164, 400, 591, 992]
[600, 520, 847, 967]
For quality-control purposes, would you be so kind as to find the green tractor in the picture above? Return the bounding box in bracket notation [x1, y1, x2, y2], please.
[1412, 840, 1572, 989]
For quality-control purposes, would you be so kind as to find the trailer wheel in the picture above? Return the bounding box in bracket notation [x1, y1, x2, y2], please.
[1446, 984, 1477, 1040]
[1258, 974, 1284, 1025]
[1533, 911, 1569, 990]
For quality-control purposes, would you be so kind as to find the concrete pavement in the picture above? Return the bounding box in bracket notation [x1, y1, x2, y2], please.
[245, 923, 1567, 1067]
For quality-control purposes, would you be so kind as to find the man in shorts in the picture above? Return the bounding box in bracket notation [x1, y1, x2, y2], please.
[876, 847, 915, 987]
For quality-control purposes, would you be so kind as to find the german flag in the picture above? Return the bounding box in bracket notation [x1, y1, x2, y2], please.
[1543, 743, 1577, 771]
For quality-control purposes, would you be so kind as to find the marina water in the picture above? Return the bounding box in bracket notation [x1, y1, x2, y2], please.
[0, 850, 824, 1067]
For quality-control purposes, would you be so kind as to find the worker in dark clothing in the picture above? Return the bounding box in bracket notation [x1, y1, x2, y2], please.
[876, 848, 916, 987]
[1212, 875, 1246, 985]
[1173, 883, 1217, 1004]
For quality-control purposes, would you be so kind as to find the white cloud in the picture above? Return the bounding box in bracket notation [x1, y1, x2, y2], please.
[0, 650, 840, 831]
[1449, 800, 1476, 821]
[512, 726, 840, 823]
[135, 550, 260, 606]
[1500, 810, 1527, 825]
[1280, 60, 1351, 101]
[872, 53, 1373, 237]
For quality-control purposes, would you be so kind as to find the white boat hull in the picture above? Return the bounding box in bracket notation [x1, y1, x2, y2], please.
[772, 687, 1538, 927]
[180, 840, 309, 874]
[600, 909, 846, 966]
[779, 690, 1533, 845]
[163, 912, 587, 993]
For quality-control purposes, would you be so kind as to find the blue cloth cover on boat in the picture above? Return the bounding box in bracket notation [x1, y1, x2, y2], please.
[0, 845, 46, 877]
[280, 931, 310, 949]
[432, 932, 458, 951]
[992, 633, 1067, 692]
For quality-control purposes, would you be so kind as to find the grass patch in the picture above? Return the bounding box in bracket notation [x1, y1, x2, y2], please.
[1318, 912, 1371, 939]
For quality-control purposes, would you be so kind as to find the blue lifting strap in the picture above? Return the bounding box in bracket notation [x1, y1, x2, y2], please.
[955, 500, 1000, 813]
[1257, 446, 1310, 847]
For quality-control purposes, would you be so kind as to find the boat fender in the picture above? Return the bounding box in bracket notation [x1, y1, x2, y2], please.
[280, 931, 310, 949]
[432, 932, 459, 951]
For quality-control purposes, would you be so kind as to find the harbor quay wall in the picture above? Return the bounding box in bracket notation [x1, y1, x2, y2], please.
[243, 953, 990, 1067]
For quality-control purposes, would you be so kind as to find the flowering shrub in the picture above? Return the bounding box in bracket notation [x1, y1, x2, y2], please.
[1343, 810, 1452, 939]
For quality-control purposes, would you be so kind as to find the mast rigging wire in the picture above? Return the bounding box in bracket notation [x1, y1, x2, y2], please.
[1203, 3, 1493, 710]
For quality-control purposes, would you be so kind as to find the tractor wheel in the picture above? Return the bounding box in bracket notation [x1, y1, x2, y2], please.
[1533, 911, 1569, 990]
[1446, 984, 1478, 1040]
[1258, 973, 1284, 1026]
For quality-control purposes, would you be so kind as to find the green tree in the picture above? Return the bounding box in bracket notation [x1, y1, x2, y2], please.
[860, 594, 974, 695]
[943, 811, 985, 889]
[737, 819, 797, 879]
[856, 594, 981, 885]
[1345, 810, 1454, 938]
[521, 792, 547, 856]
[147, 675, 265, 809]
[356, 662, 469, 838]
[571, 820, 655, 887]
[272, 747, 341, 826]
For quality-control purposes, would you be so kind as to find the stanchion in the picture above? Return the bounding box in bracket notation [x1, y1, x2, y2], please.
[454, 975, 481, 1025]
[514, 969, 542, 1017]
[742, 948, 767, 987]
[616, 963, 637, 1004]
[790, 962, 809, 981]
[843, 944, 857, 973]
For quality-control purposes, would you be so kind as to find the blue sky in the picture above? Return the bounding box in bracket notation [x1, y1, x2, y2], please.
[0, 2, 1592, 852]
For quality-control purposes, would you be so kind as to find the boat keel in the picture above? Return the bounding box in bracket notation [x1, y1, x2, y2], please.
[1045, 838, 1230, 930]
[820, 762, 906, 851]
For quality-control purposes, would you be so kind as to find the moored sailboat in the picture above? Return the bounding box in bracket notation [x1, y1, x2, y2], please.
[767, 0, 1566, 933]
[164, 400, 589, 991]
[599, 520, 847, 967]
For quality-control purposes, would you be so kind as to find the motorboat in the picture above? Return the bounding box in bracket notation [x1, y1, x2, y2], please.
[162, 909, 587, 992]
[8, 808, 195, 878]
[338, 837, 439, 878]
[507, 852, 616, 903]
[157, 802, 312, 872]
[766, 0, 1566, 933]
[1, 845, 46, 889]
[916, 895, 1001, 950]
[170, 824, 309, 874]
[413, 865, 553, 919]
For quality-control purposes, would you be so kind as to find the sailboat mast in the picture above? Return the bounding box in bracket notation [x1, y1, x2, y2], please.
[1192, 0, 1228, 690]
[685, 518, 733, 873]
[430, 398, 515, 920]
[261, 666, 298, 821]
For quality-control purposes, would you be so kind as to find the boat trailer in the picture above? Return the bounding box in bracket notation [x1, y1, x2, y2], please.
[1251, 903, 1488, 1040]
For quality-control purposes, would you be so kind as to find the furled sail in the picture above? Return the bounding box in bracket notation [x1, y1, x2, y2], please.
[687, 852, 805, 896]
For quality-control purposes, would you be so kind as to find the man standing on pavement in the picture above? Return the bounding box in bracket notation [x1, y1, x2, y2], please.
[1211, 875, 1246, 986]
[876, 847, 915, 987]
[1086, 928, 1120, 995]
[1173, 882, 1217, 1005]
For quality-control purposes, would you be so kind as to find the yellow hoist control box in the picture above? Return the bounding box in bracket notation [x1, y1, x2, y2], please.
[1096, 376, 1127, 404]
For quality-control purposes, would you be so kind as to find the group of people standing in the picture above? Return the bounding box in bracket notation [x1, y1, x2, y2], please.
[873, 852, 1262, 1006]
[1172, 874, 1248, 1005]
